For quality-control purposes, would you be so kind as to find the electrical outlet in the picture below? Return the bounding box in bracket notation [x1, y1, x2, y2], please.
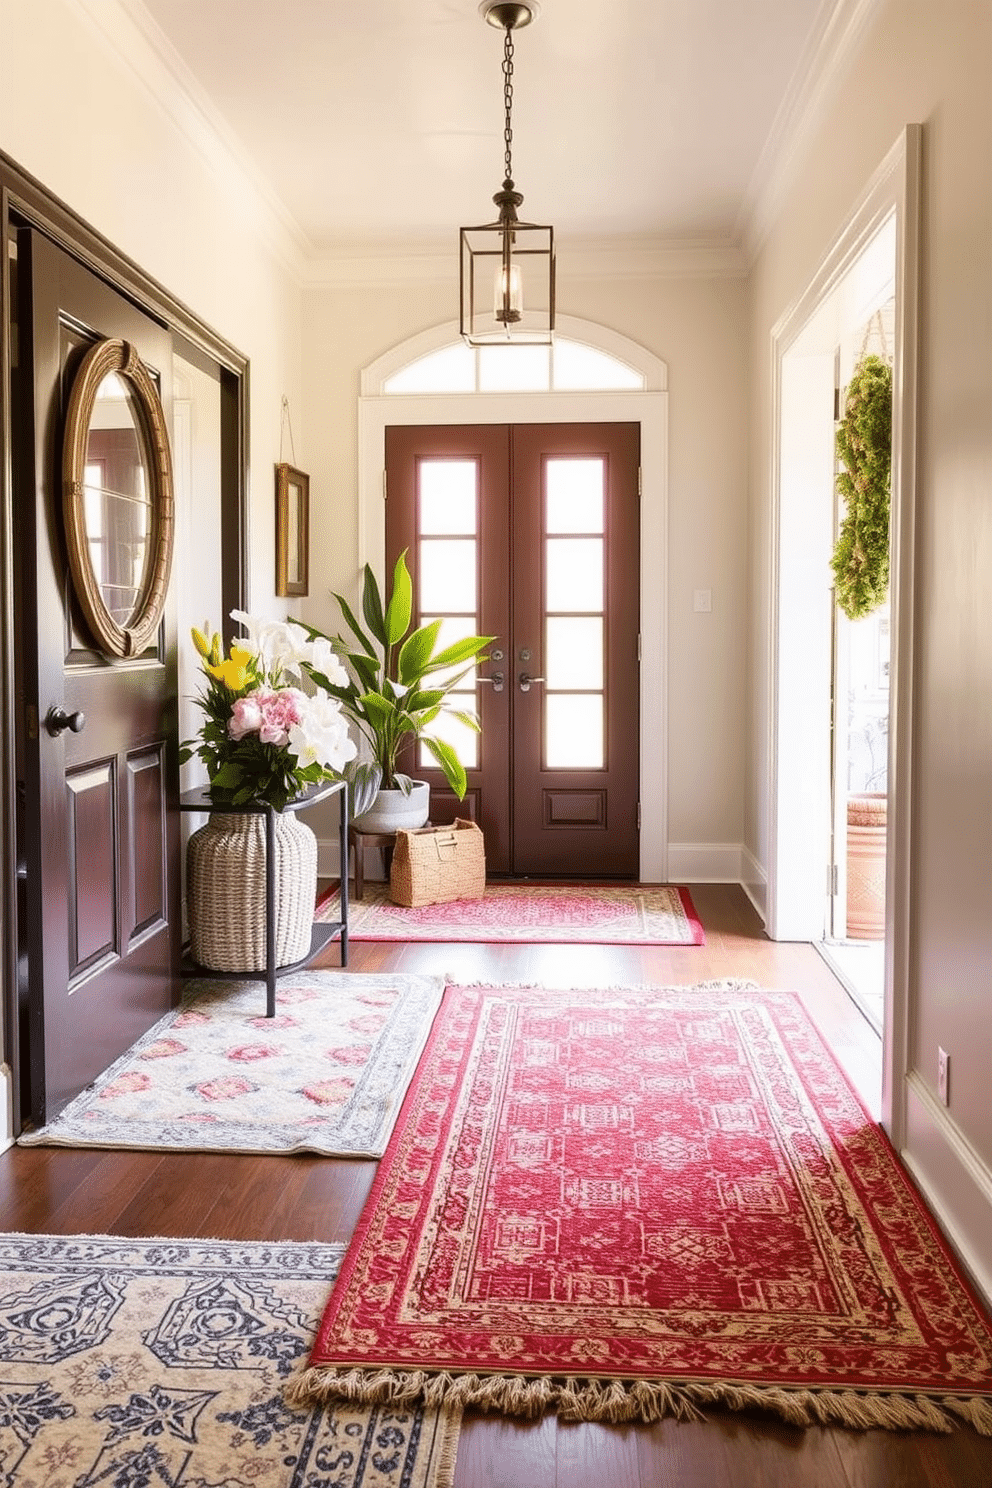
[693, 588, 712, 613]
[937, 1047, 950, 1106]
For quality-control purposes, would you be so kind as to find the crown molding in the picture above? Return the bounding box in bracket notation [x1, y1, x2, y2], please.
[68, 0, 309, 281]
[301, 235, 747, 290]
[738, 0, 886, 264]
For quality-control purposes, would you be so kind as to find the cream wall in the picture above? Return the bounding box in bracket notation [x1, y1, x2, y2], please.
[746, 0, 992, 1290]
[300, 271, 749, 862]
[0, 0, 304, 615]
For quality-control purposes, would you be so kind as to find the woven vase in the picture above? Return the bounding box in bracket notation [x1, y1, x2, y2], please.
[186, 811, 317, 973]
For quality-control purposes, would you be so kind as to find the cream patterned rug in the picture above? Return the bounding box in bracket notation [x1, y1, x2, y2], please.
[0, 1231, 459, 1488]
[18, 972, 445, 1157]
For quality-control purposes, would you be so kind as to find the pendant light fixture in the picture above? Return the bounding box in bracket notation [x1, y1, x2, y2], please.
[460, 0, 555, 345]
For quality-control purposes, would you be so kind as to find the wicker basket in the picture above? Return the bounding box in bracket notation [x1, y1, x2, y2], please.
[389, 819, 485, 908]
[186, 811, 317, 972]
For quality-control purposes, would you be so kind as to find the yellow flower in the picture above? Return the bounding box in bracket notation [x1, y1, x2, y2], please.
[205, 644, 254, 691]
[190, 624, 213, 659]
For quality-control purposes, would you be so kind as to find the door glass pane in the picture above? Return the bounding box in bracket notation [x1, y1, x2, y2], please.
[419, 460, 477, 534]
[546, 617, 603, 689]
[419, 538, 476, 612]
[546, 694, 604, 768]
[546, 538, 603, 611]
[546, 459, 605, 533]
[419, 706, 479, 771]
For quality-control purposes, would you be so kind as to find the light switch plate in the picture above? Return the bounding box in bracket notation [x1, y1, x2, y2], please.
[693, 588, 712, 613]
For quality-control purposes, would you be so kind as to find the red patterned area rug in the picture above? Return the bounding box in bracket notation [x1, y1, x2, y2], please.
[291, 980, 992, 1434]
[317, 883, 704, 945]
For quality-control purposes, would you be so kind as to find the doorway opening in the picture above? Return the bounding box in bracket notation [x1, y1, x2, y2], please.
[359, 316, 669, 882]
[768, 126, 922, 1142]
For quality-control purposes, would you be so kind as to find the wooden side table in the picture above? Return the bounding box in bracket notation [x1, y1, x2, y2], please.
[181, 780, 348, 1017]
[348, 824, 398, 900]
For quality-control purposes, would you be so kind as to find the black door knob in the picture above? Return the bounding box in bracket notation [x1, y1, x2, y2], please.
[45, 706, 86, 737]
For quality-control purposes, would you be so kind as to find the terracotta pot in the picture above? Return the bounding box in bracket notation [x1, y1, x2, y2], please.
[846, 792, 886, 941]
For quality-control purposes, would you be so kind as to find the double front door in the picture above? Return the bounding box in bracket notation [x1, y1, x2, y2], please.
[385, 423, 640, 878]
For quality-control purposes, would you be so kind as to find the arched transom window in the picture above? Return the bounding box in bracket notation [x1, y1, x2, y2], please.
[383, 336, 646, 396]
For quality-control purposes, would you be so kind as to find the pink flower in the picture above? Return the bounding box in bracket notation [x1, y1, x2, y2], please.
[226, 1044, 278, 1061]
[227, 686, 306, 747]
[228, 693, 264, 740]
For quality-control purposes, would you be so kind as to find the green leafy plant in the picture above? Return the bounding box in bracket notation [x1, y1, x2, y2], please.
[830, 353, 893, 620]
[302, 552, 495, 816]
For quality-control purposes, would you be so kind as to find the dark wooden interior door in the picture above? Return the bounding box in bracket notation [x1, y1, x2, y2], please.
[17, 230, 180, 1125]
[385, 422, 640, 878]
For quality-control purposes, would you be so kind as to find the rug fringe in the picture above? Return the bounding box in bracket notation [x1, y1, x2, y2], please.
[285, 1368, 992, 1435]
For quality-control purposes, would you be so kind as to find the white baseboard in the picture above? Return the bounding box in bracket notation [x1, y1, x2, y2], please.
[665, 842, 743, 883]
[1, 1064, 13, 1152]
[740, 845, 768, 924]
[903, 1072, 992, 1310]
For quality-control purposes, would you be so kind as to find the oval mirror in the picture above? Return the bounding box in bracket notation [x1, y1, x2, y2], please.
[63, 338, 175, 658]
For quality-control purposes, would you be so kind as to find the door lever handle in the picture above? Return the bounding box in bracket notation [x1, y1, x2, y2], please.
[478, 671, 505, 693]
[518, 672, 545, 693]
[46, 706, 86, 737]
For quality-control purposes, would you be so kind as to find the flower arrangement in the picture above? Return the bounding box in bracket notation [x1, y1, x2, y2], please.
[180, 611, 357, 811]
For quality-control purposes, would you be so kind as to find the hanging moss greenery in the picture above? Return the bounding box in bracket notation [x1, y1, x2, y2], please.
[830, 353, 893, 620]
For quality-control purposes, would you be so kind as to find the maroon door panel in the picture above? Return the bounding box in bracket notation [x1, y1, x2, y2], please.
[385, 422, 640, 878]
[19, 230, 180, 1124]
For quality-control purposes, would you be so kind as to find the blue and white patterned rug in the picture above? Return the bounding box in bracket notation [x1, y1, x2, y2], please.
[0, 1231, 459, 1488]
[18, 972, 446, 1157]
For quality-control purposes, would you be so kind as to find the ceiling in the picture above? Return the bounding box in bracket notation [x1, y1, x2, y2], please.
[134, 0, 842, 262]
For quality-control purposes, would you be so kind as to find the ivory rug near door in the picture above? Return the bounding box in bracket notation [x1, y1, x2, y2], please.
[18, 971, 445, 1157]
[0, 1232, 459, 1488]
[318, 882, 704, 944]
[292, 980, 992, 1434]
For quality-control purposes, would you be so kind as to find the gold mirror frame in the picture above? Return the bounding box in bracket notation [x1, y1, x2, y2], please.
[62, 337, 175, 658]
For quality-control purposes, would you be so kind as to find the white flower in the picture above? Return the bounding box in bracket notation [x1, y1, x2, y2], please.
[308, 636, 349, 688]
[229, 612, 313, 682]
[289, 690, 357, 772]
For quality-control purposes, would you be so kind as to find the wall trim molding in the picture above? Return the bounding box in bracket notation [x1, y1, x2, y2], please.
[765, 125, 922, 1151]
[903, 1074, 992, 1310]
[70, 0, 308, 279]
[666, 843, 744, 884]
[304, 237, 747, 289]
[740, 845, 768, 923]
[740, 0, 886, 263]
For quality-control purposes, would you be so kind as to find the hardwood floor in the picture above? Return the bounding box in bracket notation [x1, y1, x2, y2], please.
[2, 884, 989, 1486]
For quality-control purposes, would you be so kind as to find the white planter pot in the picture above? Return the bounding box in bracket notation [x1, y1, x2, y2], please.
[352, 780, 430, 834]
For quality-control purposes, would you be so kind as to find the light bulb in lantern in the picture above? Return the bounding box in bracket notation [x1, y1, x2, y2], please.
[494, 260, 523, 325]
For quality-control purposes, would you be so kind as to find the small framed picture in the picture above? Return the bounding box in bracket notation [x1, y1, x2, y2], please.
[275, 463, 309, 597]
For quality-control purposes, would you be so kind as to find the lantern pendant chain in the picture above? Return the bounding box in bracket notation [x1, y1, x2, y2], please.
[502, 27, 515, 188]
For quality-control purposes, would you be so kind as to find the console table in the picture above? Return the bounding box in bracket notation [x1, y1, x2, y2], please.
[180, 779, 348, 1018]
